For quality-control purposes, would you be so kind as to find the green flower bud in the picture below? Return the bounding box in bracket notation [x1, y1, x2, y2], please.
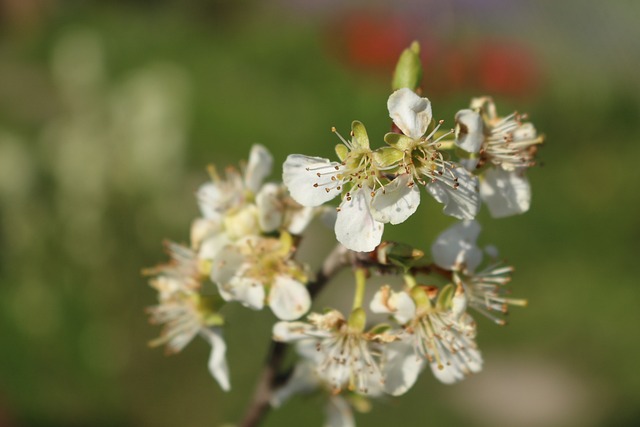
[376, 241, 424, 269]
[392, 41, 423, 91]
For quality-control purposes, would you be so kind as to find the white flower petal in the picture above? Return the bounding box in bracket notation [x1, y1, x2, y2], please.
[430, 360, 464, 384]
[245, 144, 273, 193]
[387, 88, 432, 139]
[269, 275, 311, 321]
[256, 183, 283, 233]
[200, 328, 231, 392]
[209, 245, 244, 285]
[371, 174, 421, 225]
[271, 360, 319, 408]
[283, 154, 343, 207]
[190, 218, 222, 250]
[196, 182, 225, 221]
[272, 321, 316, 342]
[382, 340, 425, 396]
[430, 345, 483, 385]
[229, 276, 265, 310]
[431, 220, 482, 272]
[335, 187, 384, 252]
[286, 206, 316, 235]
[455, 109, 484, 153]
[324, 396, 355, 427]
[196, 172, 243, 220]
[198, 232, 231, 262]
[370, 286, 416, 325]
[480, 168, 531, 218]
[426, 167, 480, 220]
[451, 287, 468, 320]
[459, 157, 480, 172]
[223, 204, 260, 240]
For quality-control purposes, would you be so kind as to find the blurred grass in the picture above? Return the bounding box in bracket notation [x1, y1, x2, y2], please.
[1, 1, 639, 426]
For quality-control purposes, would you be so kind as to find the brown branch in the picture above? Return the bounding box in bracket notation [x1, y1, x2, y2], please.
[237, 244, 350, 427]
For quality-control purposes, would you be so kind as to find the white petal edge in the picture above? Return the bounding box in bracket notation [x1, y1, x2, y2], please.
[271, 360, 319, 408]
[283, 154, 342, 207]
[335, 187, 384, 252]
[286, 206, 316, 235]
[256, 182, 283, 233]
[371, 174, 421, 225]
[269, 275, 311, 321]
[370, 286, 416, 325]
[480, 168, 531, 218]
[245, 144, 273, 193]
[426, 167, 480, 220]
[455, 109, 484, 153]
[387, 88, 432, 139]
[200, 327, 231, 392]
[382, 340, 425, 396]
[324, 396, 355, 427]
[431, 220, 482, 272]
[272, 321, 316, 342]
[209, 245, 245, 285]
[228, 276, 265, 310]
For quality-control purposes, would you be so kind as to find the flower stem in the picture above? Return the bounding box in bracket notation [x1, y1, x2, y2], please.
[352, 267, 368, 310]
[404, 273, 418, 289]
[237, 244, 350, 427]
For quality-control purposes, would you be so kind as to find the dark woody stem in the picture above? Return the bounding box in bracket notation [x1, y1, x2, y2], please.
[238, 244, 350, 427]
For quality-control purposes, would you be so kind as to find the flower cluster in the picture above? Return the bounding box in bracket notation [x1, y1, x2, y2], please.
[145, 42, 543, 426]
[146, 145, 322, 391]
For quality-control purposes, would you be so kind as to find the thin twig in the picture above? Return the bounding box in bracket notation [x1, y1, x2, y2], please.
[237, 244, 350, 427]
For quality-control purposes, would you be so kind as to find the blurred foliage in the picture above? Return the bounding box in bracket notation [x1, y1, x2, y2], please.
[0, 0, 639, 426]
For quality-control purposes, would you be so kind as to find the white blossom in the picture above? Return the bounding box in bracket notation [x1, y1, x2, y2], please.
[431, 220, 527, 324]
[454, 97, 543, 217]
[282, 123, 386, 252]
[385, 88, 480, 220]
[210, 235, 310, 320]
[273, 310, 389, 394]
[371, 285, 482, 385]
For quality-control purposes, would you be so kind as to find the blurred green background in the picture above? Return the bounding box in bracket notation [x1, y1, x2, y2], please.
[1, 1, 639, 426]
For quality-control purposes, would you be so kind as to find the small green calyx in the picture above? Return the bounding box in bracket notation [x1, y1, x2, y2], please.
[410, 286, 432, 310]
[203, 312, 225, 327]
[436, 283, 455, 311]
[351, 120, 370, 150]
[198, 294, 226, 312]
[373, 147, 404, 168]
[348, 307, 367, 332]
[277, 231, 294, 256]
[392, 41, 423, 91]
[335, 144, 349, 162]
[384, 132, 415, 151]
